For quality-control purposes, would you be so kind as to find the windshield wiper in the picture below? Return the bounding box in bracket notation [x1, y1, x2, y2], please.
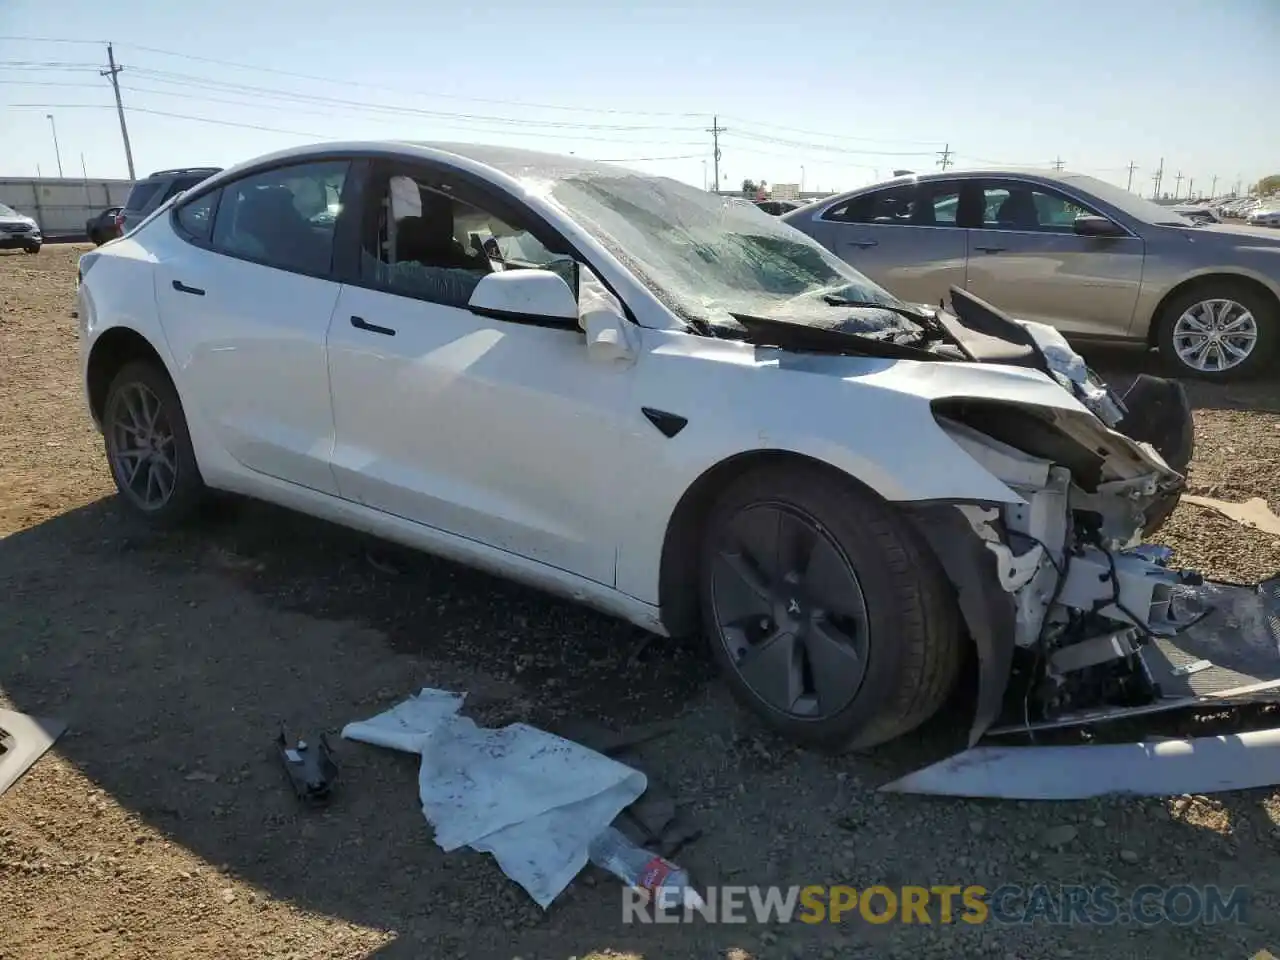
[820, 295, 932, 321]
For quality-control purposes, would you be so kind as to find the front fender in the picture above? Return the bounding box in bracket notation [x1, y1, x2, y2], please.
[903, 501, 1018, 747]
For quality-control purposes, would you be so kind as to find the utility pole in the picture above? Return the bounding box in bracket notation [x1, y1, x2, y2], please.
[1052, 156, 1064, 171]
[1151, 158, 1164, 199]
[1173, 171, 1184, 199]
[936, 143, 953, 170]
[101, 43, 136, 180]
[46, 114, 63, 177]
[707, 116, 726, 194]
[1211, 175, 1218, 198]
[1125, 161, 1138, 192]
[1187, 177, 1194, 199]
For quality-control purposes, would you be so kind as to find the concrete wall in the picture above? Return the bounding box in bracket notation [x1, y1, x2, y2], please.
[0, 178, 134, 237]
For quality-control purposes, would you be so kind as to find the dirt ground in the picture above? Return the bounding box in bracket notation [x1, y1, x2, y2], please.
[4, 244, 1280, 960]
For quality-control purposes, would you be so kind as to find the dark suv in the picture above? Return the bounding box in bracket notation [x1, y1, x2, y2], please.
[119, 167, 222, 235]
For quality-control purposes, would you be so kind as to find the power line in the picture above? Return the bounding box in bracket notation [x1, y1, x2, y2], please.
[119, 65, 702, 132]
[729, 128, 936, 157]
[117, 42, 708, 118]
[108, 82, 706, 143]
[718, 115, 941, 147]
[0, 35, 104, 44]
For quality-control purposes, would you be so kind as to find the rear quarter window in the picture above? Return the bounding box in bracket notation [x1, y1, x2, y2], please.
[174, 189, 220, 243]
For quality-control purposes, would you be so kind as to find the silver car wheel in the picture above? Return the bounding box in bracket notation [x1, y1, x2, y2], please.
[1171, 298, 1258, 373]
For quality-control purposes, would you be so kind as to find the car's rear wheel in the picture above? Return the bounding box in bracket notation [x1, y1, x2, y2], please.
[699, 463, 962, 751]
[1156, 282, 1277, 381]
[23, 243, 40, 254]
[102, 360, 207, 526]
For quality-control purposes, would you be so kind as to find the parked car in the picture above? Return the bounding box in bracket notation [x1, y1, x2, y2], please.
[1247, 207, 1280, 227]
[1170, 203, 1220, 224]
[83, 141, 1280, 753]
[86, 206, 124, 246]
[782, 169, 1280, 380]
[754, 199, 802, 216]
[119, 167, 223, 235]
[0, 201, 42, 253]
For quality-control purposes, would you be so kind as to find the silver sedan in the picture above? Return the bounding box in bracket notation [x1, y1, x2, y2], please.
[782, 170, 1280, 380]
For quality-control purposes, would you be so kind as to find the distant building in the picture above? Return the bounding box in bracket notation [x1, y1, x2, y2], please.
[772, 183, 799, 201]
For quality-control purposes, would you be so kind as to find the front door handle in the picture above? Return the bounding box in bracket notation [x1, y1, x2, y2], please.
[350, 315, 396, 336]
[845, 239, 879, 249]
[974, 245, 1006, 254]
[172, 280, 205, 296]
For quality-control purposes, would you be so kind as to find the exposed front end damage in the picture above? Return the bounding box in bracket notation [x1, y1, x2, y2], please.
[907, 390, 1280, 761]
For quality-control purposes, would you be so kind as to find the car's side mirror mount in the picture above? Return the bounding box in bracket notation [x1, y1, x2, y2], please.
[466, 269, 578, 325]
[1074, 214, 1125, 238]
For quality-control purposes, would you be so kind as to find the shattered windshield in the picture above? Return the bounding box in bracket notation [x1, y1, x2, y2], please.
[546, 172, 909, 331]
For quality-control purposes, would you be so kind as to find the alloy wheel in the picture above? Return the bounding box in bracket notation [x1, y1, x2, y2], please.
[710, 502, 870, 720]
[108, 381, 178, 511]
[1172, 298, 1258, 373]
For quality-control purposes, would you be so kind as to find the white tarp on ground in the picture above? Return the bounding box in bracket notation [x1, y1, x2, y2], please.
[342, 688, 647, 908]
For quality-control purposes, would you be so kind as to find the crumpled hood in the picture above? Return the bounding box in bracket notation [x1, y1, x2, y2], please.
[785, 350, 1182, 489]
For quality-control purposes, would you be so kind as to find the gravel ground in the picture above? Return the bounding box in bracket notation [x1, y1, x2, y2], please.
[3, 244, 1280, 959]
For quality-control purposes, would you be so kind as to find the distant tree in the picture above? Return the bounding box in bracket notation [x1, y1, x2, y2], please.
[742, 178, 759, 197]
[1256, 174, 1280, 195]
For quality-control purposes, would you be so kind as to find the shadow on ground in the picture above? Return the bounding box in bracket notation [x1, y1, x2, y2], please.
[0, 496, 720, 956]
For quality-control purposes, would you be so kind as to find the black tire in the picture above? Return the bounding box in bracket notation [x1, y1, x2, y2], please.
[1155, 281, 1278, 381]
[23, 243, 40, 254]
[699, 463, 963, 751]
[102, 359, 208, 526]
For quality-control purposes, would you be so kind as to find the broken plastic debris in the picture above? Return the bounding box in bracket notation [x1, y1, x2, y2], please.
[880, 726, 1280, 800]
[275, 726, 338, 805]
[0, 709, 66, 798]
[342, 688, 647, 908]
[1183, 495, 1280, 537]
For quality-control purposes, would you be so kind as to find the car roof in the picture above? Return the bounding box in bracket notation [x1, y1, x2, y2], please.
[184, 140, 647, 199]
[801, 167, 1114, 208]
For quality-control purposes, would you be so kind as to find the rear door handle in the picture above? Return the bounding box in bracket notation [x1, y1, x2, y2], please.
[845, 239, 879, 249]
[350, 315, 396, 337]
[171, 280, 205, 296]
[974, 245, 1006, 254]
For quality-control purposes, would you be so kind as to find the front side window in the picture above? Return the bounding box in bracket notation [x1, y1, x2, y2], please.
[360, 168, 576, 308]
[979, 182, 1100, 233]
[210, 160, 349, 275]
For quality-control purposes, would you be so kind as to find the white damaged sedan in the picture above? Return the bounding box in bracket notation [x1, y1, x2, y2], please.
[76, 142, 1280, 752]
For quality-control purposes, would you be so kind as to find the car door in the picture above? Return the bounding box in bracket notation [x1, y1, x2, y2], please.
[152, 158, 352, 495]
[963, 178, 1145, 337]
[324, 160, 630, 585]
[802, 180, 968, 306]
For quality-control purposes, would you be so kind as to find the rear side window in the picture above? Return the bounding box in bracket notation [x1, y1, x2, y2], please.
[175, 189, 219, 243]
[124, 180, 163, 212]
[210, 160, 350, 276]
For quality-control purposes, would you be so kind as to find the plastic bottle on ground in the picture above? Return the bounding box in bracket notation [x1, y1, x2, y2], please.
[587, 825, 705, 912]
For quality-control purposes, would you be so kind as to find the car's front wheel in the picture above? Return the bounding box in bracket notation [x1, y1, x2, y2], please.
[699, 463, 963, 751]
[102, 360, 207, 525]
[23, 243, 40, 254]
[1156, 282, 1278, 381]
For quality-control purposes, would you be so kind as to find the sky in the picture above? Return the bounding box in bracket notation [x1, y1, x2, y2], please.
[1, 0, 1277, 197]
